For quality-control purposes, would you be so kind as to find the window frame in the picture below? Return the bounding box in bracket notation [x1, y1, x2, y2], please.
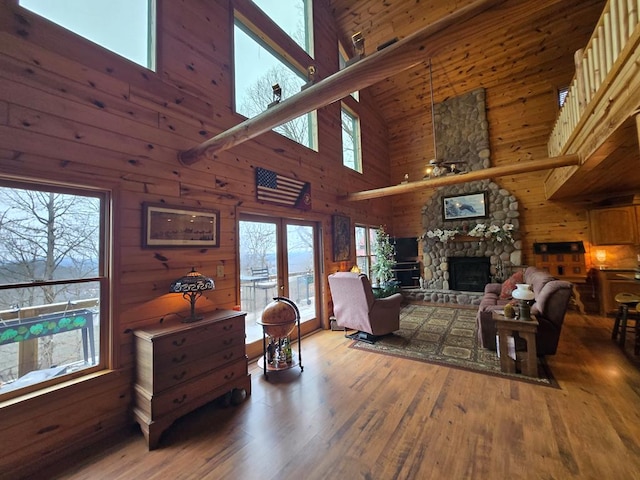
[355, 224, 379, 279]
[0, 178, 111, 400]
[233, 0, 318, 150]
[17, 0, 157, 71]
[341, 102, 362, 173]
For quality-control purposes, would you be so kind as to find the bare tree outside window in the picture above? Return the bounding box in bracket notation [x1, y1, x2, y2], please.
[0, 185, 103, 390]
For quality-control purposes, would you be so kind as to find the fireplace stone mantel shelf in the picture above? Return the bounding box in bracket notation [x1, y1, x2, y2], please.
[450, 235, 483, 242]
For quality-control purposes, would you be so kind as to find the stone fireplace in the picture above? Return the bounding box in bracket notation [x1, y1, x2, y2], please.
[403, 88, 522, 306]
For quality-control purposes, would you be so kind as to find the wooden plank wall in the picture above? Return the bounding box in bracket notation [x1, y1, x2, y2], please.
[329, 0, 606, 266]
[0, 0, 393, 476]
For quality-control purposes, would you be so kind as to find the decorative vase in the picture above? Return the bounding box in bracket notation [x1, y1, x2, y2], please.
[511, 283, 535, 320]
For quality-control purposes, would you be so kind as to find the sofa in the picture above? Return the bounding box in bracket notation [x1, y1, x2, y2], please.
[476, 266, 573, 356]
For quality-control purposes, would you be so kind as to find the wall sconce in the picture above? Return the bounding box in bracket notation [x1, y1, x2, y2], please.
[170, 267, 215, 322]
[352, 31, 365, 56]
[345, 32, 365, 66]
[268, 83, 282, 108]
[301, 65, 317, 91]
[595, 249, 607, 269]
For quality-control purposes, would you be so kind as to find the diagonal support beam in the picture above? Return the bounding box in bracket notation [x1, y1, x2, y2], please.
[178, 0, 503, 165]
[341, 155, 581, 201]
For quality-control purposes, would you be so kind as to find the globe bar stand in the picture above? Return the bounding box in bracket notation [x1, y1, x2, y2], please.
[256, 297, 303, 380]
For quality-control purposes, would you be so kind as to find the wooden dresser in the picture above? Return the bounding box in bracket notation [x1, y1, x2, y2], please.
[132, 309, 251, 449]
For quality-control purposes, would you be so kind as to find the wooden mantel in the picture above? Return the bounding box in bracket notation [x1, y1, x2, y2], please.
[178, 0, 503, 165]
[341, 155, 580, 201]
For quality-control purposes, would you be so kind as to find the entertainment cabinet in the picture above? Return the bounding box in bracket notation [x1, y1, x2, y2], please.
[392, 261, 420, 287]
[132, 309, 251, 449]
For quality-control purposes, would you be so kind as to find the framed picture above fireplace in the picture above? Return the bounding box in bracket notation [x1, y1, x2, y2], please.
[442, 191, 488, 221]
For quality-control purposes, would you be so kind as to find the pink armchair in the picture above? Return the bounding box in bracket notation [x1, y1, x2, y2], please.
[328, 272, 403, 342]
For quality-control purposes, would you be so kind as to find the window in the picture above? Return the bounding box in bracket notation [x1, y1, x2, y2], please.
[339, 43, 359, 101]
[19, 0, 155, 70]
[341, 105, 362, 172]
[558, 86, 569, 107]
[0, 181, 108, 397]
[233, 4, 317, 150]
[251, 0, 313, 55]
[355, 225, 379, 278]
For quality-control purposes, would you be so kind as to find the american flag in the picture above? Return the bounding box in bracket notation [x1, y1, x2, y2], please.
[256, 167, 311, 210]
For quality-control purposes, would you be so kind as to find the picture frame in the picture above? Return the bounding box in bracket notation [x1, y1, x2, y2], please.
[442, 191, 488, 221]
[332, 214, 351, 262]
[142, 203, 220, 248]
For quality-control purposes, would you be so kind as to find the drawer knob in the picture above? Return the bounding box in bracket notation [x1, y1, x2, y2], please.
[224, 372, 235, 380]
[173, 394, 187, 405]
[223, 352, 234, 360]
[223, 324, 233, 331]
[172, 338, 187, 347]
[172, 353, 187, 364]
[173, 371, 187, 381]
[223, 339, 234, 346]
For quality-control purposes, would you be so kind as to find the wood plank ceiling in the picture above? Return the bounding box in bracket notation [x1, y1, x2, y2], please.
[328, 0, 640, 201]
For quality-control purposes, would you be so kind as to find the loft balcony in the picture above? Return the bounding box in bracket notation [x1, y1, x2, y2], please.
[545, 0, 640, 201]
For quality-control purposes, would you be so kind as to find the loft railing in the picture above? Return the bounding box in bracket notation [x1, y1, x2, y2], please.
[548, 0, 640, 157]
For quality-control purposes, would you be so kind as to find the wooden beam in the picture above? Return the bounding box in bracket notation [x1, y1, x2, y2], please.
[341, 155, 581, 201]
[178, 0, 503, 165]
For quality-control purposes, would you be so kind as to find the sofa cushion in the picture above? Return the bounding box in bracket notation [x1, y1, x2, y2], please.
[499, 270, 524, 299]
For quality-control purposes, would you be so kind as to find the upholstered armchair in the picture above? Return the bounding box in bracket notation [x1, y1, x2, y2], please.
[328, 272, 403, 342]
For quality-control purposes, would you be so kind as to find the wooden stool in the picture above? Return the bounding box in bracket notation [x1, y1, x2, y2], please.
[612, 292, 640, 354]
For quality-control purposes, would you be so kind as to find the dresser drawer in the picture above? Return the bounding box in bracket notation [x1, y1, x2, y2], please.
[153, 329, 244, 369]
[152, 316, 243, 355]
[151, 343, 246, 392]
[144, 359, 247, 418]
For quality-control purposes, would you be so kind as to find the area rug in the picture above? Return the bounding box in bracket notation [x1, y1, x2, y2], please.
[349, 304, 558, 387]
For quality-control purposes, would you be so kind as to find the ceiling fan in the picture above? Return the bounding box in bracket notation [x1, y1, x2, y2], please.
[423, 59, 467, 179]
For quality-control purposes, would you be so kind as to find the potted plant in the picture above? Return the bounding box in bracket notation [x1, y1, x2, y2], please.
[371, 227, 398, 297]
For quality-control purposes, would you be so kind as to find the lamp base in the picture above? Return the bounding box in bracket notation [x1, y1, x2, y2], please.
[182, 314, 204, 323]
[518, 303, 532, 320]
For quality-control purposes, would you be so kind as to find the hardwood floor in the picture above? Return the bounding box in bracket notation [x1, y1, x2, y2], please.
[46, 308, 640, 480]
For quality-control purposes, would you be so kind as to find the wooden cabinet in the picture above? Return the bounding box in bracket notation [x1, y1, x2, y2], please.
[589, 206, 639, 245]
[132, 310, 251, 449]
[597, 270, 640, 315]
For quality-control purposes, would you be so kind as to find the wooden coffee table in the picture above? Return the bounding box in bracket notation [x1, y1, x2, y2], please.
[492, 311, 539, 377]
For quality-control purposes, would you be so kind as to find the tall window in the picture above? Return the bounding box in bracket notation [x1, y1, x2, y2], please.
[234, 3, 317, 150]
[339, 43, 359, 101]
[19, 0, 155, 70]
[341, 105, 362, 172]
[355, 225, 379, 278]
[0, 181, 108, 397]
[251, 0, 313, 55]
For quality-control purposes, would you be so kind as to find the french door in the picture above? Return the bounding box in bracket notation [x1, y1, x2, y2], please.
[238, 214, 320, 359]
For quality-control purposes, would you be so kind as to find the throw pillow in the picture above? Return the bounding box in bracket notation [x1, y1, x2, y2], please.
[499, 270, 524, 299]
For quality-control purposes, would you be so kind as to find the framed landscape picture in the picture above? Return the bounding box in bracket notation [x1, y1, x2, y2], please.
[142, 203, 220, 248]
[442, 191, 488, 221]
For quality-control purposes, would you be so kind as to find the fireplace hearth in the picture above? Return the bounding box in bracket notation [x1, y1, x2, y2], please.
[449, 257, 490, 292]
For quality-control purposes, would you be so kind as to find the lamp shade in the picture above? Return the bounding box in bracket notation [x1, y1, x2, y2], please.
[511, 283, 535, 301]
[170, 268, 215, 322]
[170, 268, 215, 294]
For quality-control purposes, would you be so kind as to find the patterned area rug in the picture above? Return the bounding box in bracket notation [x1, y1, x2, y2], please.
[349, 304, 558, 387]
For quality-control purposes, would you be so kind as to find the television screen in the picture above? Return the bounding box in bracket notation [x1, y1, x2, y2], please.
[393, 237, 418, 261]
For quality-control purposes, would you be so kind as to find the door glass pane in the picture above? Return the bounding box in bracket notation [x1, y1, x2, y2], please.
[286, 223, 316, 322]
[239, 220, 278, 344]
